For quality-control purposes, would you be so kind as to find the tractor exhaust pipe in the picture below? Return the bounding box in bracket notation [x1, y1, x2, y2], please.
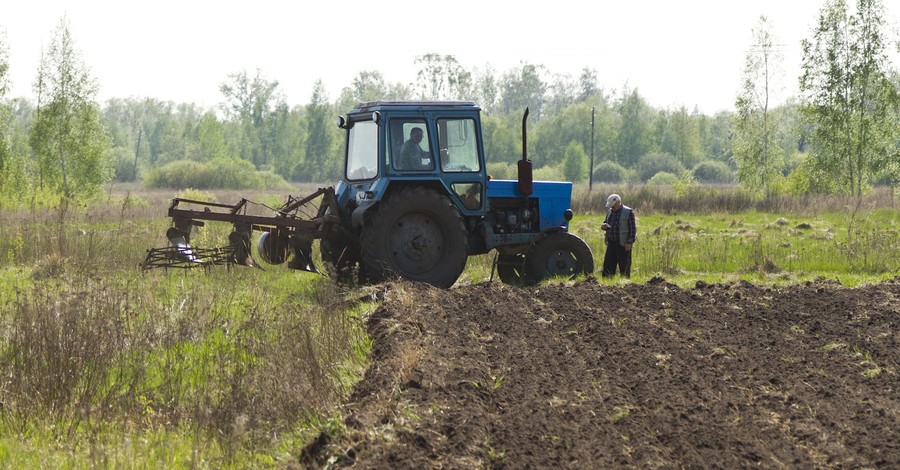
[517, 107, 533, 197]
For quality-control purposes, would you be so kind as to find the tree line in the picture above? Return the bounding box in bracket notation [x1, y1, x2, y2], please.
[0, 0, 897, 208]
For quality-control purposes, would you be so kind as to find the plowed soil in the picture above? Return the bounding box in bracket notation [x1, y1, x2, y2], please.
[300, 277, 899, 468]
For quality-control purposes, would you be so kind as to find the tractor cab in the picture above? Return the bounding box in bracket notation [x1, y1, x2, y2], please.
[337, 101, 488, 219]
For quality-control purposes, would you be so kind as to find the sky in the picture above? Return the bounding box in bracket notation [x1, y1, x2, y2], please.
[1, 0, 897, 115]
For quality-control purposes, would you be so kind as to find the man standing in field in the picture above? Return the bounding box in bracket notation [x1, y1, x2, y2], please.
[601, 194, 636, 278]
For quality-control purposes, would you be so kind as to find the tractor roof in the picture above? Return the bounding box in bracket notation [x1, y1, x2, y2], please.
[350, 100, 480, 114]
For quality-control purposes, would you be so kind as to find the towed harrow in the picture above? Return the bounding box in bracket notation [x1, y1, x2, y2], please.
[141, 187, 339, 272]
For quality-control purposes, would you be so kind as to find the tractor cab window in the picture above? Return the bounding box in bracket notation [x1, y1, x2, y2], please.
[391, 120, 434, 171]
[452, 182, 482, 210]
[438, 118, 480, 173]
[346, 120, 378, 180]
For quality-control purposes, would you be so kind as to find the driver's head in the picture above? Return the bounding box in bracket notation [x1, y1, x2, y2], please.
[410, 127, 424, 142]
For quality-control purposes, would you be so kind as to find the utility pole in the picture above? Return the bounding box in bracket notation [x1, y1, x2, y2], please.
[589, 107, 595, 192]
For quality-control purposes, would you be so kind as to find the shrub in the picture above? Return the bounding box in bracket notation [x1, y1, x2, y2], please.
[692, 160, 735, 183]
[647, 171, 678, 186]
[592, 160, 627, 183]
[636, 153, 685, 182]
[872, 168, 898, 187]
[533, 164, 564, 182]
[207, 157, 260, 189]
[487, 162, 515, 180]
[673, 170, 701, 198]
[255, 170, 294, 190]
[562, 141, 588, 183]
[144, 158, 291, 190]
[176, 188, 218, 202]
[144, 160, 207, 188]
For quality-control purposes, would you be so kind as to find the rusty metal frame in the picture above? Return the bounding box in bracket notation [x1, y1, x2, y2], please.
[143, 187, 340, 270]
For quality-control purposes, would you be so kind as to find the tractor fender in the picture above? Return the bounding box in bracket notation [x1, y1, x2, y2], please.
[351, 199, 378, 229]
[512, 226, 568, 254]
[543, 226, 566, 235]
[533, 226, 566, 243]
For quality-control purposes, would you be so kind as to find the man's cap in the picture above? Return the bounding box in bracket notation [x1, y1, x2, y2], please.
[606, 194, 621, 209]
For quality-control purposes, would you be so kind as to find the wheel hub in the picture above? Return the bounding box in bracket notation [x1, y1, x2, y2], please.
[391, 214, 443, 272]
[546, 249, 578, 275]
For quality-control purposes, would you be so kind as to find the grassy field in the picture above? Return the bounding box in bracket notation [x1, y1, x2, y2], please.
[0, 184, 897, 467]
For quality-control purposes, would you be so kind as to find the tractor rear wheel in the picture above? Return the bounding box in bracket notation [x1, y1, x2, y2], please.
[360, 187, 468, 288]
[525, 232, 594, 284]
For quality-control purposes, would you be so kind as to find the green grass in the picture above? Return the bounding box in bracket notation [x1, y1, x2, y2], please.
[0, 191, 371, 467]
[464, 207, 898, 288]
[561, 208, 899, 287]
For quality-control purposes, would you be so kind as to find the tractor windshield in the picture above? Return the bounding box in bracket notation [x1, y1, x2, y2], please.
[346, 120, 378, 180]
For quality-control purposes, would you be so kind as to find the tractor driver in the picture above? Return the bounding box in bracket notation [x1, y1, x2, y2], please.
[399, 127, 433, 170]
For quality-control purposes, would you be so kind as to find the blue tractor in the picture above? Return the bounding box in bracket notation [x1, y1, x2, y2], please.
[143, 101, 593, 288]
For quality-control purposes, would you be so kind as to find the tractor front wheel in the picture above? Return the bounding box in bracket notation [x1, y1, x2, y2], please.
[525, 232, 594, 284]
[361, 187, 468, 288]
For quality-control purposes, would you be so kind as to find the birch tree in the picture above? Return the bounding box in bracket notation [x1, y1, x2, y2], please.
[734, 16, 784, 197]
[799, 0, 899, 197]
[29, 16, 111, 202]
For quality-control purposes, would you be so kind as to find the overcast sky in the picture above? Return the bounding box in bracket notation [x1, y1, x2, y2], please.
[1, 0, 897, 114]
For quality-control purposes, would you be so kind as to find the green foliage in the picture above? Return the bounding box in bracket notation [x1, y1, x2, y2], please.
[6, 51, 778, 195]
[206, 157, 266, 189]
[782, 150, 806, 177]
[733, 16, 785, 197]
[647, 171, 678, 186]
[176, 188, 217, 202]
[300, 81, 340, 183]
[0, 34, 7, 100]
[592, 160, 628, 183]
[699, 112, 735, 163]
[196, 111, 228, 161]
[28, 17, 112, 202]
[783, 156, 840, 195]
[562, 141, 588, 183]
[482, 115, 519, 165]
[0, 31, 8, 159]
[636, 153, 685, 182]
[145, 157, 292, 189]
[8, 39, 882, 200]
[414, 53, 472, 100]
[532, 102, 604, 166]
[799, 0, 900, 197]
[692, 160, 735, 183]
[672, 170, 701, 198]
[337, 70, 412, 113]
[615, 88, 654, 167]
[500, 62, 548, 118]
[0, 98, 29, 206]
[144, 160, 203, 188]
[872, 167, 899, 186]
[659, 106, 703, 168]
[220, 69, 286, 169]
[486, 161, 515, 180]
[533, 164, 563, 182]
